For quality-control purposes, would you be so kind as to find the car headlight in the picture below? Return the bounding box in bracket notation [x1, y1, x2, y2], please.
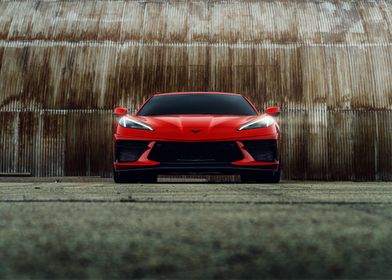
[238, 116, 275, 130]
[118, 116, 154, 131]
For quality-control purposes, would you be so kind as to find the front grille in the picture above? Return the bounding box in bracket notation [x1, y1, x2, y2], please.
[242, 140, 278, 162]
[148, 142, 243, 163]
[115, 140, 149, 162]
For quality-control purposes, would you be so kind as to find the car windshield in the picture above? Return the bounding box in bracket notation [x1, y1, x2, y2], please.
[137, 94, 257, 116]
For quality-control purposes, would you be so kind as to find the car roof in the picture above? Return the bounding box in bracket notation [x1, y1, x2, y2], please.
[153, 92, 241, 97]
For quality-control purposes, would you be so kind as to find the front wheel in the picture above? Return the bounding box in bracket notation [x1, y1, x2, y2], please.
[241, 169, 281, 183]
[113, 168, 158, 183]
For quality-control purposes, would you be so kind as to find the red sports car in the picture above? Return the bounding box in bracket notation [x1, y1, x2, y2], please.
[113, 92, 281, 183]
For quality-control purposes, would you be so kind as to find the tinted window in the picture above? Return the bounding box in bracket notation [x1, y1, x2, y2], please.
[137, 94, 257, 116]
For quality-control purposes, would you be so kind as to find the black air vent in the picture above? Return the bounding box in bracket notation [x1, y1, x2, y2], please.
[115, 140, 149, 162]
[242, 140, 278, 162]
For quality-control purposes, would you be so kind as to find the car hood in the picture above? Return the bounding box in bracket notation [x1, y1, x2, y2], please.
[138, 115, 255, 131]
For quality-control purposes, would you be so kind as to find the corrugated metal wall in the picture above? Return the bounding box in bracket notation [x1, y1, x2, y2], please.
[0, 0, 391, 180]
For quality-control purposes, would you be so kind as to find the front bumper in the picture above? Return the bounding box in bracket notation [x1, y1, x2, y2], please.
[113, 139, 280, 175]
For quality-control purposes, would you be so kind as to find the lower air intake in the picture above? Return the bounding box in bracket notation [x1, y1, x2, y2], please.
[242, 140, 278, 162]
[115, 140, 149, 162]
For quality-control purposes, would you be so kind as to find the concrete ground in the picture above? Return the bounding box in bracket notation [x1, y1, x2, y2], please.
[0, 180, 392, 279]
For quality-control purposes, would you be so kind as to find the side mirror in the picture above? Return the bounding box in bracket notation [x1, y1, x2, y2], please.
[114, 107, 127, 116]
[266, 106, 280, 116]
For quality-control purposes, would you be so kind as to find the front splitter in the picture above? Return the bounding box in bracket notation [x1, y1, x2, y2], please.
[115, 162, 279, 175]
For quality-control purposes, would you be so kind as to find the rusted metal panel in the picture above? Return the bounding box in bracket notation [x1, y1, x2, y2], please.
[0, 0, 391, 180]
[1, 43, 391, 110]
[64, 110, 112, 177]
[1, 1, 392, 43]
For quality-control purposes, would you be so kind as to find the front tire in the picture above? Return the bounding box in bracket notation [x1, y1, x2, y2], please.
[241, 169, 280, 183]
[113, 168, 157, 183]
